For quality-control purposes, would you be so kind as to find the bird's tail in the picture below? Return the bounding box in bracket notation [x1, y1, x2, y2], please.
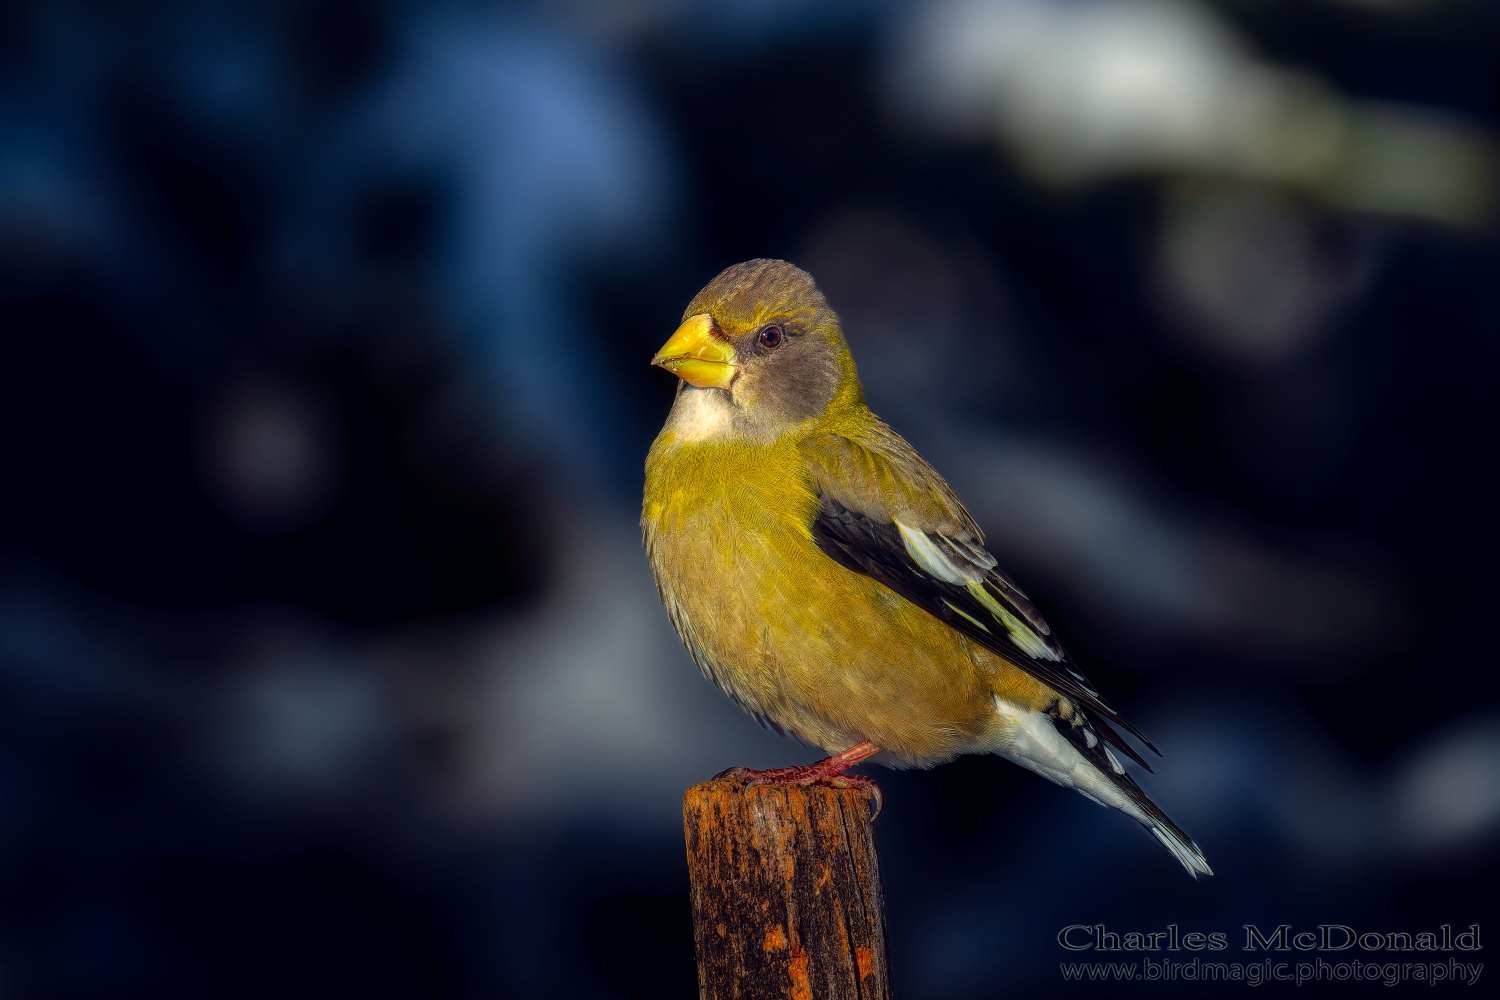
[1056, 712, 1212, 878]
[1130, 785, 1213, 877]
[991, 697, 1212, 877]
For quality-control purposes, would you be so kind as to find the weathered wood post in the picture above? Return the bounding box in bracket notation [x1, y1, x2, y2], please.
[683, 779, 891, 1000]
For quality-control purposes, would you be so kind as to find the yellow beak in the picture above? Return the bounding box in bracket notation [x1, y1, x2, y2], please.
[651, 313, 737, 389]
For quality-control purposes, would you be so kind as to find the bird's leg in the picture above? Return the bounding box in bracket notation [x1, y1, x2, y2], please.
[714, 741, 883, 813]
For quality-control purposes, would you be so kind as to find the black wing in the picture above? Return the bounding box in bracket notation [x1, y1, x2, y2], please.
[811, 495, 1159, 767]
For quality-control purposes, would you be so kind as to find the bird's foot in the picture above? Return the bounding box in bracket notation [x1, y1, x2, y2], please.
[713, 741, 883, 817]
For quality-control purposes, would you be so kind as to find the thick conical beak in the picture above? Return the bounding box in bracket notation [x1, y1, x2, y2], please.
[651, 313, 737, 389]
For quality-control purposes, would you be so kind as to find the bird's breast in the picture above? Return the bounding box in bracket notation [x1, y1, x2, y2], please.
[642, 433, 819, 699]
[642, 434, 821, 613]
[642, 430, 1004, 762]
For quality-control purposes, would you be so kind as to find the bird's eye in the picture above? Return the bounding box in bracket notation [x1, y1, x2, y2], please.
[758, 325, 784, 349]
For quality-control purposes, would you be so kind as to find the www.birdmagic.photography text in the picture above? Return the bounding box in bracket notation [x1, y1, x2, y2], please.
[1056, 923, 1483, 987]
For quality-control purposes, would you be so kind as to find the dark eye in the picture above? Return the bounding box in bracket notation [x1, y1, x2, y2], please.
[758, 325, 784, 349]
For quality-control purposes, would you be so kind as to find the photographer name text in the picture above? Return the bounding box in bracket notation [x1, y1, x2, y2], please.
[1058, 923, 1482, 954]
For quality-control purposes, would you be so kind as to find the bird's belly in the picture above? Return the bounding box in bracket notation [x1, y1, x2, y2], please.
[647, 503, 1000, 765]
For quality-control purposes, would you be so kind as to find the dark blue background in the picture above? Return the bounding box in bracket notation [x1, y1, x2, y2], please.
[2, 1, 1497, 997]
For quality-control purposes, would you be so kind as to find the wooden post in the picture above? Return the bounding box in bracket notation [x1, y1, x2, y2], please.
[683, 779, 890, 1000]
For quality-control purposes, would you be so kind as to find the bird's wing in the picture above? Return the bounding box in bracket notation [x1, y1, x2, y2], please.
[800, 424, 1159, 764]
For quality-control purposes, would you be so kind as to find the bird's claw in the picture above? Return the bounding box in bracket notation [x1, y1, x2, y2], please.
[824, 772, 884, 819]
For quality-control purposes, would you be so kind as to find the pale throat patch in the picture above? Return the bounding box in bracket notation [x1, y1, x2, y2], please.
[662, 378, 822, 446]
[666, 385, 741, 442]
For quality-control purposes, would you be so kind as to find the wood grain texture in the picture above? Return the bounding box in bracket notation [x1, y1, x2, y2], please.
[683, 780, 890, 1000]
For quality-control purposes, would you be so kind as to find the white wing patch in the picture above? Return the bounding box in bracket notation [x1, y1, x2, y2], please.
[896, 518, 1060, 662]
[896, 520, 975, 584]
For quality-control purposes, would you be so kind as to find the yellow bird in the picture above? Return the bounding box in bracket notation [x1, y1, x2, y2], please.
[642, 259, 1211, 877]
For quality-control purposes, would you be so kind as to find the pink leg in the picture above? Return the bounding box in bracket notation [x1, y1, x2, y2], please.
[714, 740, 883, 813]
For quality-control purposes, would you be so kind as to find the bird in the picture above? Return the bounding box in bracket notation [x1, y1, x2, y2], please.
[642, 259, 1211, 877]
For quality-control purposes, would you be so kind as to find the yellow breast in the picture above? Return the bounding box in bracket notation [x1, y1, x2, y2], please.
[643, 428, 1051, 765]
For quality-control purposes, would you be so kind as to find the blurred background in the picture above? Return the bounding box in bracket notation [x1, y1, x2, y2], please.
[2, 0, 1497, 996]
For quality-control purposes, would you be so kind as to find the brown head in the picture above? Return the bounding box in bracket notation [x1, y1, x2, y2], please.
[652, 260, 862, 441]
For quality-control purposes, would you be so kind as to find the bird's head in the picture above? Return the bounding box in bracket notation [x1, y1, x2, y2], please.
[652, 260, 862, 438]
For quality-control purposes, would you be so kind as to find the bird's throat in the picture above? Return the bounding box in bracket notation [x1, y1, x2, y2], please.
[665, 384, 741, 443]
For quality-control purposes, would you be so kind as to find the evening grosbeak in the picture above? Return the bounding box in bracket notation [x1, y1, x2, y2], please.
[643, 259, 1211, 877]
